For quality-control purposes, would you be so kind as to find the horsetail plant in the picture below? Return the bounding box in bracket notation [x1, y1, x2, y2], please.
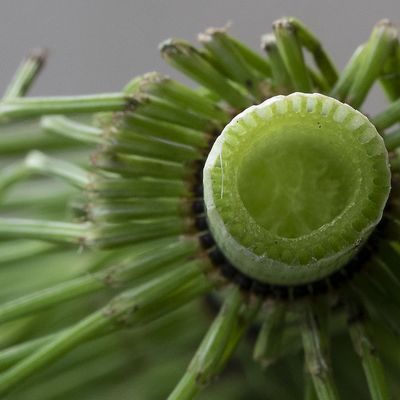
[0, 16, 400, 400]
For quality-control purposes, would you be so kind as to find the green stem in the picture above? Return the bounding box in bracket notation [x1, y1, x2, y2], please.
[346, 20, 397, 108]
[124, 72, 229, 124]
[25, 151, 90, 188]
[347, 303, 390, 400]
[199, 28, 263, 99]
[253, 301, 287, 367]
[330, 44, 365, 101]
[160, 39, 252, 109]
[0, 93, 128, 122]
[168, 287, 254, 400]
[372, 97, 400, 131]
[41, 116, 103, 144]
[0, 162, 30, 199]
[0, 218, 87, 244]
[261, 33, 292, 90]
[3, 49, 47, 99]
[301, 302, 340, 400]
[273, 18, 313, 92]
[380, 40, 400, 101]
[0, 261, 206, 396]
[0, 237, 197, 324]
[288, 17, 338, 88]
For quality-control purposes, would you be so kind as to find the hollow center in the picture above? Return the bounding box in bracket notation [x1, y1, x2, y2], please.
[237, 128, 357, 238]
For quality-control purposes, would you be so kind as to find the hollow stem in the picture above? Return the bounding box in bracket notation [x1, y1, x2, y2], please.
[203, 93, 390, 285]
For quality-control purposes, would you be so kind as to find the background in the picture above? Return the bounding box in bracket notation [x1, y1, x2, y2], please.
[0, 0, 399, 112]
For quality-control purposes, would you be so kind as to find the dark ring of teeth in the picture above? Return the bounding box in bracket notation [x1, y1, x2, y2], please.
[191, 160, 391, 300]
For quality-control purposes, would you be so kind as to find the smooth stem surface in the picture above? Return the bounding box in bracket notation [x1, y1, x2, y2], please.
[168, 287, 247, 400]
[0, 238, 197, 324]
[0, 93, 128, 122]
[0, 218, 88, 244]
[346, 20, 397, 108]
[274, 19, 312, 92]
[25, 150, 90, 188]
[301, 302, 340, 400]
[372, 97, 400, 131]
[41, 116, 103, 144]
[348, 315, 390, 400]
[0, 262, 206, 396]
[3, 49, 47, 99]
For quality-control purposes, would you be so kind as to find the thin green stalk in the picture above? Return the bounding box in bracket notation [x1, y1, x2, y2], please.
[168, 287, 254, 400]
[289, 17, 338, 88]
[372, 97, 400, 131]
[0, 240, 55, 265]
[92, 151, 188, 180]
[160, 39, 252, 109]
[0, 331, 59, 371]
[0, 93, 128, 122]
[0, 122, 81, 155]
[199, 28, 263, 99]
[347, 303, 390, 400]
[0, 261, 206, 396]
[124, 113, 208, 149]
[41, 116, 103, 145]
[87, 198, 182, 222]
[304, 372, 318, 400]
[88, 217, 187, 249]
[261, 33, 292, 90]
[273, 18, 313, 92]
[125, 72, 229, 124]
[88, 175, 187, 199]
[383, 128, 400, 150]
[0, 162, 30, 199]
[128, 92, 216, 132]
[0, 218, 88, 244]
[0, 237, 197, 324]
[380, 40, 400, 101]
[3, 49, 47, 99]
[253, 301, 287, 367]
[330, 44, 365, 101]
[228, 35, 272, 77]
[301, 302, 340, 400]
[25, 151, 90, 188]
[109, 126, 201, 162]
[346, 20, 398, 108]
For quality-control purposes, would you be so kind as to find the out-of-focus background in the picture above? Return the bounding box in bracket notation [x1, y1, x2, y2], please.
[0, 0, 399, 112]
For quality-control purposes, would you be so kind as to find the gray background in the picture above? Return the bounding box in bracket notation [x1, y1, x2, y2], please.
[0, 0, 399, 112]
